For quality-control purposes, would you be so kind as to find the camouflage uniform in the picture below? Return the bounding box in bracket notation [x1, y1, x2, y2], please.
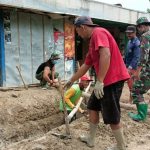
[132, 30, 150, 103]
[128, 17, 150, 121]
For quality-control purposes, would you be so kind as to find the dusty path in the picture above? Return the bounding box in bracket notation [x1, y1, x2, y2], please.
[0, 83, 149, 150]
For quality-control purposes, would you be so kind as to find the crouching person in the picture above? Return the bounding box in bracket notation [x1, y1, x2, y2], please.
[59, 75, 92, 122]
[35, 52, 60, 88]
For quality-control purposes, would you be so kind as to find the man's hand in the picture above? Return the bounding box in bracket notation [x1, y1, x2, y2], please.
[94, 81, 104, 99]
[52, 79, 58, 83]
[49, 80, 53, 84]
[64, 80, 73, 90]
[80, 109, 85, 114]
[128, 68, 134, 79]
[134, 67, 142, 80]
[128, 68, 132, 74]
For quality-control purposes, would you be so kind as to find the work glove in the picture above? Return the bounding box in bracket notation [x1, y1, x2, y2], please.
[63, 80, 73, 90]
[93, 81, 104, 99]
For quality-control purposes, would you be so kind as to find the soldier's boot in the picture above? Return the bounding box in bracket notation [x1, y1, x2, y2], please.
[107, 128, 126, 150]
[128, 103, 148, 121]
[79, 122, 97, 147]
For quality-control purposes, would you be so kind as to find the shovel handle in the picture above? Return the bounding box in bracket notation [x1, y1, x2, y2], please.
[58, 77, 70, 136]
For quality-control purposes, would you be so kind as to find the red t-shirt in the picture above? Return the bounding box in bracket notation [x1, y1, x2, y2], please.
[85, 27, 130, 86]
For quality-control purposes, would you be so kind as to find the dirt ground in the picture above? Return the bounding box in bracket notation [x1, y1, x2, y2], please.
[0, 83, 149, 150]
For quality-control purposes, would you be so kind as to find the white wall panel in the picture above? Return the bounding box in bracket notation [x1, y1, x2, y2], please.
[130, 11, 138, 25]
[43, 16, 54, 61]
[31, 14, 44, 83]
[138, 13, 150, 19]
[4, 11, 67, 86]
[18, 12, 32, 84]
[88, 2, 104, 19]
[5, 11, 20, 87]
[119, 9, 130, 23]
[52, 19, 65, 80]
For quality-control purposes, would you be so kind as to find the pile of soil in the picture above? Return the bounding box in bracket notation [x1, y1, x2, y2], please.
[0, 84, 149, 150]
[0, 86, 64, 148]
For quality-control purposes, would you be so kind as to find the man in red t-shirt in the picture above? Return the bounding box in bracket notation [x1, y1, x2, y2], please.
[64, 16, 129, 150]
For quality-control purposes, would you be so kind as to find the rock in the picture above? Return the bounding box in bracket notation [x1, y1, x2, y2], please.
[138, 139, 145, 145]
[11, 93, 20, 98]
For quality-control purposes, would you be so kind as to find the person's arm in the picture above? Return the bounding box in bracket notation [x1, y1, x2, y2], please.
[51, 66, 55, 82]
[43, 66, 53, 84]
[64, 52, 92, 90]
[74, 98, 84, 113]
[97, 47, 111, 83]
[93, 47, 110, 99]
[134, 36, 149, 79]
[65, 88, 84, 113]
[138, 36, 149, 68]
[65, 88, 76, 109]
[70, 64, 90, 83]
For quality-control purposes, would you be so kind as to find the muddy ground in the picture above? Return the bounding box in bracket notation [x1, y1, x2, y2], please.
[0, 83, 149, 150]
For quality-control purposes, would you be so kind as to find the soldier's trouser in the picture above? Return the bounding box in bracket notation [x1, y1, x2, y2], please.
[128, 73, 150, 121]
[132, 78, 150, 104]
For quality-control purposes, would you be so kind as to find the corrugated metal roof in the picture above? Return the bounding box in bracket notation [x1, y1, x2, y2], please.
[0, 0, 150, 24]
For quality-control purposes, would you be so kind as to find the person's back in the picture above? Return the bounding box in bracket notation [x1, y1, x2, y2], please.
[59, 75, 92, 122]
[59, 84, 82, 112]
[36, 59, 54, 75]
[86, 27, 129, 86]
